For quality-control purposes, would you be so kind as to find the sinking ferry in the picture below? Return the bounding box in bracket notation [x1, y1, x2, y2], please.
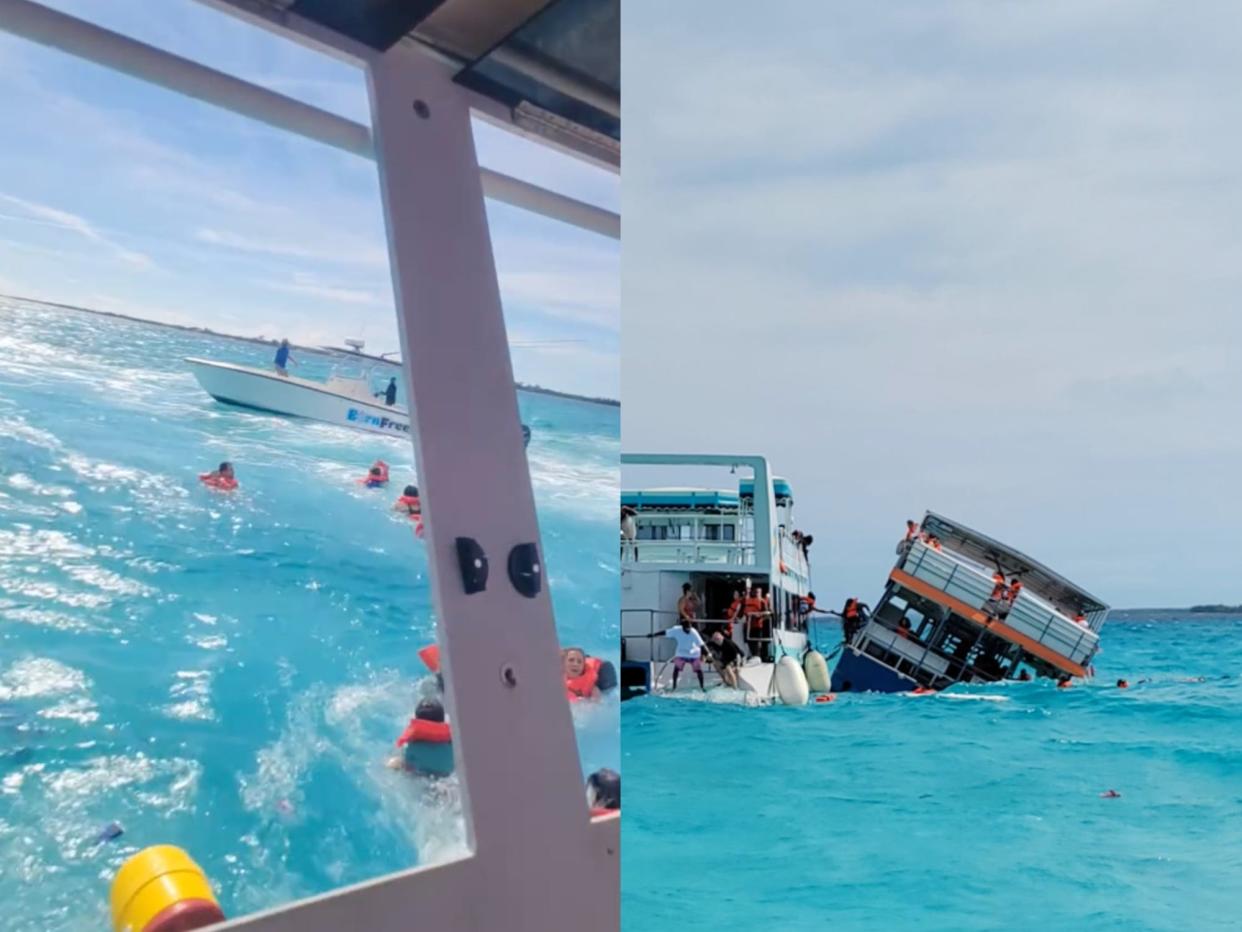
[620, 454, 814, 705]
[831, 512, 1109, 693]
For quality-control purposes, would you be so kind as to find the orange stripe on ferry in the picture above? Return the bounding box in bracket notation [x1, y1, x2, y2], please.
[889, 568, 1086, 678]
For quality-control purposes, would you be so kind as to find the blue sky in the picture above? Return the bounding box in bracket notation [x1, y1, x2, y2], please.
[0, 0, 618, 398]
[623, 0, 1242, 607]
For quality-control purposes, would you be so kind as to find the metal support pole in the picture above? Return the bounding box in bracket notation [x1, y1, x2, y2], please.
[0, 0, 619, 240]
[367, 43, 616, 927]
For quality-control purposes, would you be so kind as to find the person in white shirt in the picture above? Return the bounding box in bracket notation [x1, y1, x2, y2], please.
[665, 618, 706, 691]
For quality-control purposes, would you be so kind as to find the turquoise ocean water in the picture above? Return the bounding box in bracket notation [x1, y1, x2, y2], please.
[623, 612, 1242, 932]
[0, 297, 618, 931]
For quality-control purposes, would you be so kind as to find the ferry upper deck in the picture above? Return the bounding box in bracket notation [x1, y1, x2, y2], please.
[836, 512, 1109, 691]
[620, 476, 809, 583]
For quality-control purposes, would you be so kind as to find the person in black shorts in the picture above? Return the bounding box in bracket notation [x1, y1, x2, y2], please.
[706, 631, 743, 688]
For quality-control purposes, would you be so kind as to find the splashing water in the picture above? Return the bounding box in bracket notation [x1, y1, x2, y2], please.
[0, 298, 618, 930]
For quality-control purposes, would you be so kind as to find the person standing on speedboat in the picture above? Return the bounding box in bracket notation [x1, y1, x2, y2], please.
[273, 339, 295, 376]
[376, 376, 398, 406]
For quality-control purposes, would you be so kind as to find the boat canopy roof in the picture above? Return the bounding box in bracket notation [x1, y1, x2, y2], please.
[922, 512, 1109, 612]
[739, 477, 793, 501]
[622, 488, 739, 510]
[216, 0, 618, 165]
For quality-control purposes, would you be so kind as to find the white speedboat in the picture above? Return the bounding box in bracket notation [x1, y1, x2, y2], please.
[186, 357, 411, 437]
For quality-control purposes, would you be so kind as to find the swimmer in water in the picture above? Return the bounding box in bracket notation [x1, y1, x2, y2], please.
[1117, 678, 1129, 688]
[394, 485, 421, 516]
[563, 647, 602, 701]
[360, 460, 389, 488]
[586, 767, 620, 815]
[388, 697, 453, 774]
[199, 461, 237, 490]
[1056, 674, 1073, 688]
[1017, 670, 1032, 681]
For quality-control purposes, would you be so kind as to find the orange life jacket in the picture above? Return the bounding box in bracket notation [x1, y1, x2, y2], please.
[1008, 581, 1023, 601]
[990, 574, 1006, 599]
[843, 600, 860, 621]
[1073, 613, 1086, 625]
[590, 806, 618, 818]
[726, 598, 742, 620]
[397, 494, 421, 515]
[565, 656, 602, 701]
[396, 718, 452, 746]
[418, 643, 441, 674]
[743, 597, 764, 615]
[199, 473, 237, 490]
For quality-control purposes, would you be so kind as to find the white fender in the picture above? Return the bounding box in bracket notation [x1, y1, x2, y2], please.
[803, 650, 831, 693]
[774, 655, 809, 706]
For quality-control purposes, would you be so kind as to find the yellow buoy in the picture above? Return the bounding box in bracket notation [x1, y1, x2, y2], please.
[111, 845, 225, 932]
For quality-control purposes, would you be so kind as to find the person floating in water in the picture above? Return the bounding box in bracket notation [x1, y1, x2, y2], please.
[199, 461, 237, 491]
[586, 768, 620, 816]
[359, 460, 389, 488]
[375, 376, 397, 406]
[273, 339, 295, 376]
[394, 484, 421, 516]
[394, 485, 424, 537]
[563, 647, 603, 702]
[1057, 674, 1073, 688]
[389, 697, 454, 776]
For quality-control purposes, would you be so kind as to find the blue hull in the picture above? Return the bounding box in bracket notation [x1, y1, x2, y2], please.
[830, 648, 917, 693]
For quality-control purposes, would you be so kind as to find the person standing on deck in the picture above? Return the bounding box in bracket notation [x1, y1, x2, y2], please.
[377, 376, 398, 406]
[665, 618, 706, 691]
[984, 571, 1008, 618]
[273, 339, 295, 376]
[743, 585, 770, 661]
[620, 505, 637, 559]
[677, 582, 700, 624]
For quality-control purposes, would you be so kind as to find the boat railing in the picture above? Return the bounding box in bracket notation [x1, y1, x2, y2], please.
[620, 539, 755, 566]
[901, 543, 1098, 666]
[620, 609, 681, 662]
[777, 536, 810, 580]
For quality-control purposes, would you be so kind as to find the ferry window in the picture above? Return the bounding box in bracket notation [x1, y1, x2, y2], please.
[703, 523, 720, 540]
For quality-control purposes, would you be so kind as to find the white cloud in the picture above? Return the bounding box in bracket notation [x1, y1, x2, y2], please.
[0, 193, 153, 269]
[261, 272, 389, 307]
[624, 0, 1242, 605]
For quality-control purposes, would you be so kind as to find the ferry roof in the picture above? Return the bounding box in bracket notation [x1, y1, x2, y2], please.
[923, 512, 1109, 612]
[212, 0, 619, 165]
[622, 488, 739, 510]
[739, 477, 793, 500]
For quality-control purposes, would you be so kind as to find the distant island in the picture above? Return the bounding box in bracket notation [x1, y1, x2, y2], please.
[1190, 604, 1242, 614]
[3, 293, 619, 408]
